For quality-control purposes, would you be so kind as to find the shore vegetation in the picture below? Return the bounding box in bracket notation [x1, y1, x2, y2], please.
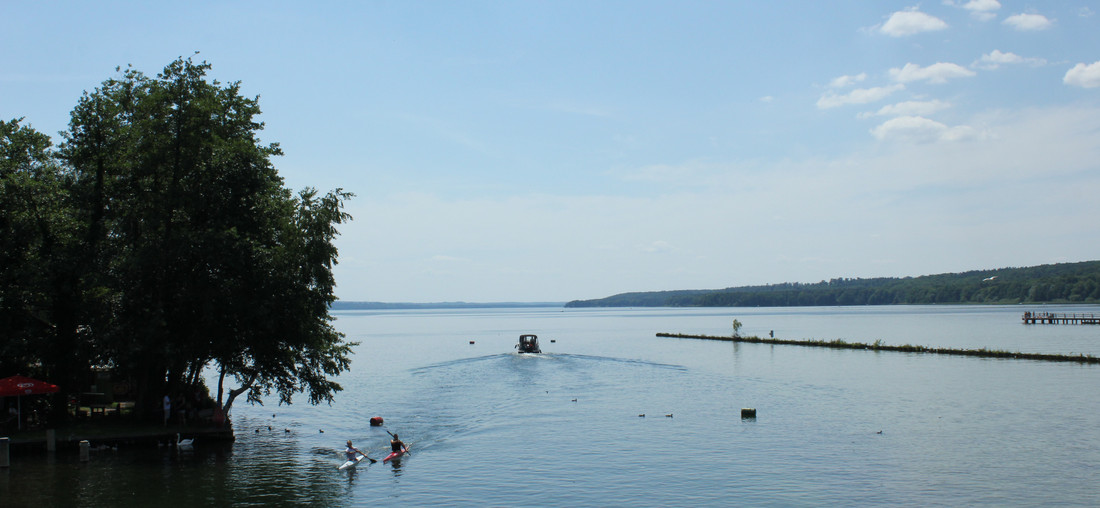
[569, 261, 1100, 307]
[1, 57, 354, 431]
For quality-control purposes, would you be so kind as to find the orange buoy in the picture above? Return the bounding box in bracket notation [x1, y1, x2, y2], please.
[369, 416, 384, 427]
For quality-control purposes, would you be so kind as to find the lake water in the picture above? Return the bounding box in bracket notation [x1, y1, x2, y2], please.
[4, 305, 1100, 506]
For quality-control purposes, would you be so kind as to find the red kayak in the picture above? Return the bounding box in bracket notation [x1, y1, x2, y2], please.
[383, 446, 409, 463]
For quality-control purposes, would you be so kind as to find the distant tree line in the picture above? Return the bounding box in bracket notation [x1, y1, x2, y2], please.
[332, 301, 565, 310]
[565, 261, 1100, 308]
[1, 58, 355, 426]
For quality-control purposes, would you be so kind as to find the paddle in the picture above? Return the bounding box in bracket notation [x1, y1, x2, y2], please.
[385, 429, 411, 455]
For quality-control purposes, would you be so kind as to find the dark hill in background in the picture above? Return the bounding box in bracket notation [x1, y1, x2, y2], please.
[565, 260, 1100, 308]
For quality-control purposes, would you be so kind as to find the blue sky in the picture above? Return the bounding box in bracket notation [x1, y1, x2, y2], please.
[4, 1, 1100, 302]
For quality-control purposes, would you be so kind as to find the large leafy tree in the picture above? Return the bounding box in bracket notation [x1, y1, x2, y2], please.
[0, 118, 64, 376]
[55, 57, 355, 418]
[0, 118, 97, 416]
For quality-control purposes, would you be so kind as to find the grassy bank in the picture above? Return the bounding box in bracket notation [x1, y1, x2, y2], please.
[656, 333, 1100, 364]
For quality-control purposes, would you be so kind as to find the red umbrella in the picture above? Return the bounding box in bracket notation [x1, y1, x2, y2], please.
[0, 375, 60, 430]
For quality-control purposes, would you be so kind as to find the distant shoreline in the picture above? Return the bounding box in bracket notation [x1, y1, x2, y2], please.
[331, 301, 566, 310]
[565, 260, 1100, 308]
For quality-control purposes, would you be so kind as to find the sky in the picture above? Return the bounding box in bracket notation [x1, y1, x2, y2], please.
[3, 1, 1100, 302]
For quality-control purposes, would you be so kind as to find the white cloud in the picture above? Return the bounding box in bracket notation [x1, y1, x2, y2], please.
[880, 9, 949, 37]
[974, 50, 1047, 70]
[817, 84, 905, 109]
[1064, 61, 1100, 88]
[861, 100, 951, 118]
[829, 73, 867, 88]
[1003, 13, 1053, 31]
[641, 240, 674, 253]
[964, 0, 1001, 12]
[759, 95, 774, 103]
[870, 116, 980, 142]
[950, 0, 1001, 21]
[890, 62, 976, 84]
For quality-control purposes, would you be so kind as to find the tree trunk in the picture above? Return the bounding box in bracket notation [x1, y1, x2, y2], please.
[220, 371, 256, 416]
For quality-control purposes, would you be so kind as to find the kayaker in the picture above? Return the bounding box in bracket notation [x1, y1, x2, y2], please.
[345, 440, 366, 461]
[390, 434, 407, 454]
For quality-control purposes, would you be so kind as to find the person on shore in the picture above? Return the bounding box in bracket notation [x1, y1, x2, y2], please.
[345, 440, 366, 462]
[390, 434, 407, 454]
[163, 394, 171, 427]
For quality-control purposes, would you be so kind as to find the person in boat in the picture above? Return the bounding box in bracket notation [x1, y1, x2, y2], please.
[345, 440, 366, 461]
[390, 434, 407, 454]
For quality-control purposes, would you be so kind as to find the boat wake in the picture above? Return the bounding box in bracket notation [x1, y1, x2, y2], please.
[410, 352, 684, 375]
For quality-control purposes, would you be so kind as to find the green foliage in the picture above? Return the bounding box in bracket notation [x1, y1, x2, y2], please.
[0, 118, 76, 379]
[731, 318, 742, 337]
[566, 261, 1100, 307]
[4, 57, 356, 421]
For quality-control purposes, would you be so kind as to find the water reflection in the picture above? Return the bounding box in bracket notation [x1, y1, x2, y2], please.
[389, 457, 405, 477]
[0, 420, 362, 507]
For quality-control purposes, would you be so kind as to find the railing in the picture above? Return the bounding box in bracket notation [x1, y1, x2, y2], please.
[1022, 311, 1100, 324]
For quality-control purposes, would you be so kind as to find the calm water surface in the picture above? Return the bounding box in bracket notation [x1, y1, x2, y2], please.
[4, 305, 1099, 506]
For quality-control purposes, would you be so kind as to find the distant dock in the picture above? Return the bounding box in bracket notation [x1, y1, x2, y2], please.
[1022, 311, 1100, 325]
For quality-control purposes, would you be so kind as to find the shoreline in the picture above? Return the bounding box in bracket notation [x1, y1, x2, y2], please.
[4, 422, 235, 454]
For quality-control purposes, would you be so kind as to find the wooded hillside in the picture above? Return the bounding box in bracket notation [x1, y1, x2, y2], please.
[565, 261, 1100, 307]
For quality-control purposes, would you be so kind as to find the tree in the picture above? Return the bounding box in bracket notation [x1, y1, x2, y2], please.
[0, 118, 65, 376]
[58, 57, 356, 418]
[0, 118, 97, 422]
[731, 318, 742, 337]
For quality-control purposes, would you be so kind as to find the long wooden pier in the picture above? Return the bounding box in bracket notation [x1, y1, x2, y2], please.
[656, 333, 1100, 364]
[1022, 311, 1100, 325]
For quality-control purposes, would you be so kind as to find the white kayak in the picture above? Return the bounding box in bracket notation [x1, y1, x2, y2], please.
[338, 453, 367, 470]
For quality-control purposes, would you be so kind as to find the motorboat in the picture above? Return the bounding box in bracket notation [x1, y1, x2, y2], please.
[515, 334, 541, 354]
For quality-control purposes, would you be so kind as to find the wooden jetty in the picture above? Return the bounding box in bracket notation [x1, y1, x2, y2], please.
[1022, 311, 1100, 325]
[656, 333, 1100, 364]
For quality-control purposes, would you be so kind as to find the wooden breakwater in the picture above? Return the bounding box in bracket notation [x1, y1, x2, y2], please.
[1022, 311, 1100, 325]
[656, 333, 1100, 364]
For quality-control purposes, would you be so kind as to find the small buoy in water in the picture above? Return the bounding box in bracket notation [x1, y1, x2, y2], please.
[741, 408, 757, 418]
[370, 416, 384, 427]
